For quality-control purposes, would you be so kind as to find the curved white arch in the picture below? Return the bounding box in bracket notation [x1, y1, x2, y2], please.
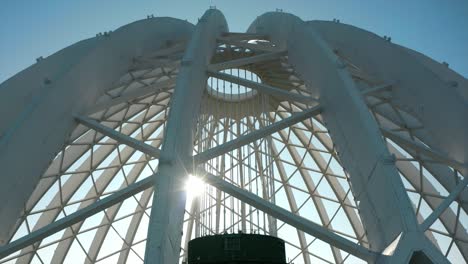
[0, 17, 194, 245]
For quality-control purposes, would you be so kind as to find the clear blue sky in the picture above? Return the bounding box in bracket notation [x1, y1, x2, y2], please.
[1, 0, 467, 83]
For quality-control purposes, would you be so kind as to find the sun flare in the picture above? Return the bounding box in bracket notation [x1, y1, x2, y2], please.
[185, 174, 206, 198]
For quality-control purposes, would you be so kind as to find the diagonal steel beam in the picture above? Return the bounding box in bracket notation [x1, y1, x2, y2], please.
[85, 78, 175, 115]
[207, 70, 315, 104]
[420, 175, 468, 232]
[198, 170, 377, 262]
[75, 116, 161, 159]
[381, 128, 467, 173]
[361, 82, 394, 96]
[207, 51, 287, 71]
[217, 38, 282, 52]
[193, 105, 322, 164]
[220, 32, 269, 41]
[0, 175, 155, 259]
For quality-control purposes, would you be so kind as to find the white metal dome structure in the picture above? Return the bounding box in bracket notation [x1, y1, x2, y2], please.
[0, 8, 467, 264]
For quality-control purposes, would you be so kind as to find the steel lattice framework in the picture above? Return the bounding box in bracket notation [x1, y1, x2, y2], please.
[0, 8, 467, 264]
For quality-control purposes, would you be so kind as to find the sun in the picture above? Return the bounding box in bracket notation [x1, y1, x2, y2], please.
[185, 174, 206, 199]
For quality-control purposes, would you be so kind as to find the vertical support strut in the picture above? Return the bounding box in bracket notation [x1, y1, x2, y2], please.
[144, 9, 227, 264]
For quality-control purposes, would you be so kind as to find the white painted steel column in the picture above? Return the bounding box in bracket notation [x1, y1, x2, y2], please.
[144, 9, 227, 264]
[248, 12, 449, 263]
[289, 20, 419, 250]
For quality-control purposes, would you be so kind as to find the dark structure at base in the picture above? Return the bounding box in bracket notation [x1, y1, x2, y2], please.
[187, 233, 286, 264]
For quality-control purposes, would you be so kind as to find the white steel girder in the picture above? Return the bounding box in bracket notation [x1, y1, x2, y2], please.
[143, 9, 228, 264]
[15, 109, 169, 263]
[193, 105, 322, 164]
[207, 70, 315, 104]
[198, 170, 377, 261]
[0, 175, 155, 259]
[207, 50, 287, 71]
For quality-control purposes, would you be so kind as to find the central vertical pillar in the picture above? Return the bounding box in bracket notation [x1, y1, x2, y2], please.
[144, 9, 228, 264]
